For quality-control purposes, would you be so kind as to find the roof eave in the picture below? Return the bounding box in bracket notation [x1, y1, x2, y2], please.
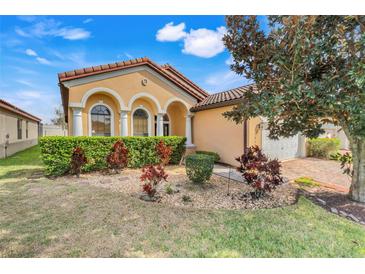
[190, 97, 244, 112]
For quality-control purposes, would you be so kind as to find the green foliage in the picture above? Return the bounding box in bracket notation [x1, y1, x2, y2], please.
[196, 150, 220, 163]
[294, 177, 320, 187]
[39, 136, 186, 176]
[223, 16, 365, 139]
[165, 184, 174, 195]
[185, 154, 214, 184]
[182, 195, 192, 202]
[330, 152, 353, 176]
[307, 138, 340, 159]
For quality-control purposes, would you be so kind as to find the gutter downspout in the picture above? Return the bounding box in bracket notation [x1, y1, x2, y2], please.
[243, 119, 248, 153]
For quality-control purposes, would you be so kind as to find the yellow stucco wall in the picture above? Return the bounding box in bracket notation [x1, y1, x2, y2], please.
[248, 116, 262, 148]
[67, 69, 194, 136]
[193, 105, 262, 166]
[193, 105, 244, 166]
[167, 101, 185, 136]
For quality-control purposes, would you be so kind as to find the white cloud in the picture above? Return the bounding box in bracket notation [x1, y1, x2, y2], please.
[204, 70, 250, 92]
[156, 22, 187, 42]
[17, 90, 41, 98]
[225, 55, 234, 66]
[36, 57, 51, 65]
[83, 18, 93, 24]
[23, 48, 51, 65]
[25, 48, 37, 56]
[2, 90, 60, 123]
[15, 27, 30, 37]
[156, 23, 226, 58]
[182, 26, 226, 58]
[16, 79, 35, 87]
[15, 18, 91, 41]
[117, 52, 134, 60]
[17, 16, 37, 22]
[11, 66, 38, 75]
[56, 28, 91, 40]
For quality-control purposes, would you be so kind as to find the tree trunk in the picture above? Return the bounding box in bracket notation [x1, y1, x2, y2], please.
[349, 138, 365, 203]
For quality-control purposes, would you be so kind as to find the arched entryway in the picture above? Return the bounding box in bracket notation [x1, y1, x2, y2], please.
[154, 114, 170, 136]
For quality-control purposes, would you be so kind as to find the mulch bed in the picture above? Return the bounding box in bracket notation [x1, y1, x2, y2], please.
[295, 184, 365, 226]
[57, 165, 298, 210]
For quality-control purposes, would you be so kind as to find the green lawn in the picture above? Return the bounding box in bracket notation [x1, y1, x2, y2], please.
[0, 146, 364, 257]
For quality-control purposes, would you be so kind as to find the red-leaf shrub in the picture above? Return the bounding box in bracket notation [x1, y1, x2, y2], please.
[140, 164, 168, 197]
[106, 140, 128, 173]
[70, 146, 87, 177]
[236, 146, 284, 199]
[155, 140, 172, 166]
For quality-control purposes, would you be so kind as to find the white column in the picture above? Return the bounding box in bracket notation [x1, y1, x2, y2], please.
[72, 107, 83, 136]
[157, 113, 164, 136]
[120, 110, 129, 136]
[185, 113, 193, 146]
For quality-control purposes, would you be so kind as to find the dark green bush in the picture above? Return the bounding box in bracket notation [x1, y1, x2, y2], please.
[307, 138, 340, 159]
[185, 153, 214, 184]
[196, 150, 220, 163]
[39, 136, 186, 176]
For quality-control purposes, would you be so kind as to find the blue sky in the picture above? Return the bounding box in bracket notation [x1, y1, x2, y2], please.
[0, 16, 267, 122]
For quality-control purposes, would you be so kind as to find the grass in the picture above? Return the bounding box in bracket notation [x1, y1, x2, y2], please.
[0, 146, 43, 180]
[294, 177, 321, 187]
[0, 146, 364, 257]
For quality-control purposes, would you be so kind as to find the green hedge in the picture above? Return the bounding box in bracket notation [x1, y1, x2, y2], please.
[307, 138, 340, 159]
[185, 153, 214, 184]
[196, 150, 220, 163]
[39, 136, 186, 176]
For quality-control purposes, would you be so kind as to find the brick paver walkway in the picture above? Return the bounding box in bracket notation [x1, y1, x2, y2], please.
[215, 157, 351, 191]
[281, 157, 351, 191]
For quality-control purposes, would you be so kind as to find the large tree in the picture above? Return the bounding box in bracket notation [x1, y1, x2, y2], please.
[50, 105, 67, 129]
[223, 16, 365, 202]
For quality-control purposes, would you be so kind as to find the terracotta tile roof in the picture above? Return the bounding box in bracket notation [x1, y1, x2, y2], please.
[190, 84, 257, 112]
[58, 57, 207, 101]
[0, 99, 41, 122]
[161, 64, 209, 97]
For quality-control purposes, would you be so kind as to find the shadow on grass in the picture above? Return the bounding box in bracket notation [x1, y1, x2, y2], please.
[0, 168, 44, 180]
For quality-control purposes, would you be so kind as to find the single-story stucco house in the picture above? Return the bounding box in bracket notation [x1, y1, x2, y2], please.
[58, 57, 306, 166]
[0, 99, 41, 158]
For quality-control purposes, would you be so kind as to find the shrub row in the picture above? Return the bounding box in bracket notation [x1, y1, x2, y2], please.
[39, 136, 186, 176]
[307, 138, 340, 159]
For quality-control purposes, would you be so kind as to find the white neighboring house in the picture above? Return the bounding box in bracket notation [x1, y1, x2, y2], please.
[0, 99, 41, 158]
[41, 124, 68, 136]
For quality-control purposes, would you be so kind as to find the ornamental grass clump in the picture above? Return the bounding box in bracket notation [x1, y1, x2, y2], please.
[236, 146, 284, 199]
[140, 140, 172, 199]
[185, 154, 214, 184]
[106, 140, 128, 173]
[70, 146, 87, 178]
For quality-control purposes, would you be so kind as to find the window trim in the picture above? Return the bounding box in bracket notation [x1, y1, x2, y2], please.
[131, 106, 152, 137]
[88, 103, 114, 136]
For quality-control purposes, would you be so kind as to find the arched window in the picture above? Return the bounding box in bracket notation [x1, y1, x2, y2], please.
[133, 108, 149, 136]
[90, 105, 111, 136]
